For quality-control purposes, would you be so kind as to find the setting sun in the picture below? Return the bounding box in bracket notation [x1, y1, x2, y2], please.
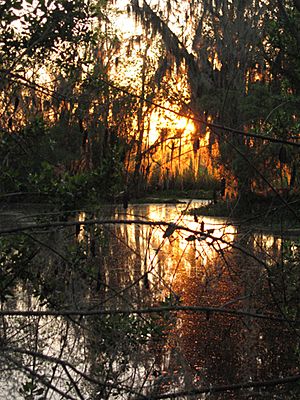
[174, 117, 195, 133]
[147, 110, 195, 145]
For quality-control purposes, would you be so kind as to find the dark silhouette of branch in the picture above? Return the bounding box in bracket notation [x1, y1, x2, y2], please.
[4, 353, 78, 400]
[0, 217, 280, 271]
[61, 364, 85, 400]
[95, 77, 300, 148]
[0, 305, 297, 323]
[147, 374, 300, 399]
[4, 346, 300, 399]
[2, 346, 148, 399]
[2, 69, 299, 148]
[44, 322, 70, 399]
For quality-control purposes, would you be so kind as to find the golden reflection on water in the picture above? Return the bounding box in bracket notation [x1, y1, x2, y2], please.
[4, 203, 297, 398]
[106, 202, 296, 396]
[112, 201, 237, 303]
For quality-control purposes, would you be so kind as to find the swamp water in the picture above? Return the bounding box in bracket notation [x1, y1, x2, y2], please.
[0, 201, 299, 399]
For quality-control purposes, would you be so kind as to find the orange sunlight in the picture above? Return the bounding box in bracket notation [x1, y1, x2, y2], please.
[148, 111, 196, 145]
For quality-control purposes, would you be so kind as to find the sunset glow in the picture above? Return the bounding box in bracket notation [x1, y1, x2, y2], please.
[148, 112, 195, 145]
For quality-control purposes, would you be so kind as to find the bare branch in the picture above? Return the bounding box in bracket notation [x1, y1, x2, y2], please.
[0, 305, 297, 323]
[4, 353, 78, 400]
[147, 374, 300, 399]
[2, 346, 148, 399]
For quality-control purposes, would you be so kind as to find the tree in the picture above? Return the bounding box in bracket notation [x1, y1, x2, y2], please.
[128, 0, 300, 202]
[0, 0, 139, 200]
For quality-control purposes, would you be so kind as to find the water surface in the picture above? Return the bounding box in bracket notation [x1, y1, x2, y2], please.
[0, 201, 298, 399]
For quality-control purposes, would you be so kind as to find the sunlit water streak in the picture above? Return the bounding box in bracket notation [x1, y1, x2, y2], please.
[109, 200, 237, 303]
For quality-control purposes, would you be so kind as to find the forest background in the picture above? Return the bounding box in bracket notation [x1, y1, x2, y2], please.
[1, 0, 300, 209]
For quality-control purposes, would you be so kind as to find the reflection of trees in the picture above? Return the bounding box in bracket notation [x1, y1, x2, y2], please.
[0, 207, 300, 398]
[0, 218, 168, 398]
[149, 228, 300, 399]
